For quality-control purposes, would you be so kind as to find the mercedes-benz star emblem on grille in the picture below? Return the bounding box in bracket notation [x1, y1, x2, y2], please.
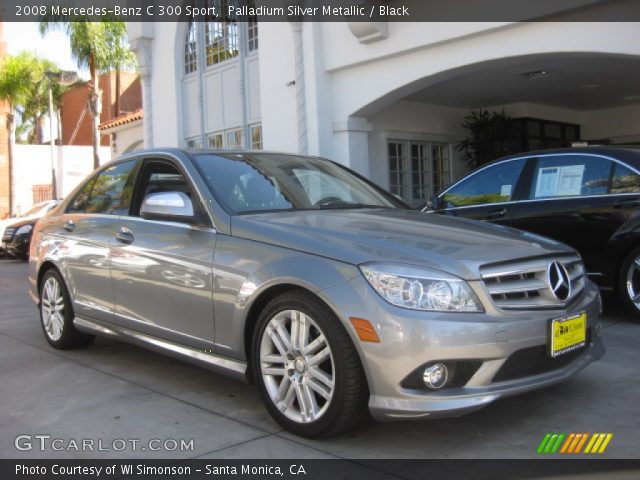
[548, 261, 571, 301]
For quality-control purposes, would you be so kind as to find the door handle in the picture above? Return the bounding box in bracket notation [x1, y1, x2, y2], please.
[64, 220, 75, 232]
[614, 199, 640, 209]
[115, 228, 134, 245]
[485, 208, 507, 220]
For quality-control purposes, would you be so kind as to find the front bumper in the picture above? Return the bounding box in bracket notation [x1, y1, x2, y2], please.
[3, 233, 31, 259]
[320, 275, 604, 421]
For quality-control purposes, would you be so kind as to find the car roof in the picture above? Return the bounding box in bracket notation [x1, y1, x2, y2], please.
[495, 145, 640, 169]
[116, 147, 322, 163]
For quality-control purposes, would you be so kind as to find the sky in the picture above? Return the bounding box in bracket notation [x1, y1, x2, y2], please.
[4, 22, 89, 79]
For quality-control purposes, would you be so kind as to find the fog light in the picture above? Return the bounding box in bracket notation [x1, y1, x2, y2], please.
[423, 363, 448, 389]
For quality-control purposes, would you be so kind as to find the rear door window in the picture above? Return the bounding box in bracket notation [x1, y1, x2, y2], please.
[528, 155, 612, 199]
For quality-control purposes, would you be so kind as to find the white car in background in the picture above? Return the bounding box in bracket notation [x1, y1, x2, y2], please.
[0, 200, 59, 257]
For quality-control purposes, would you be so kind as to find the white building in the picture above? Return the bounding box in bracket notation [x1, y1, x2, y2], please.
[127, 3, 640, 206]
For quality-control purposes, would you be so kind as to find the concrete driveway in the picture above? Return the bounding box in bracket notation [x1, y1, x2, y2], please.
[1, 259, 638, 459]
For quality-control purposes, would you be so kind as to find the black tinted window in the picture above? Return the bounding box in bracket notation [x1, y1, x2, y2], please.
[85, 161, 138, 215]
[192, 153, 403, 214]
[442, 159, 526, 207]
[611, 162, 640, 194]
[528, 155, 611, 199]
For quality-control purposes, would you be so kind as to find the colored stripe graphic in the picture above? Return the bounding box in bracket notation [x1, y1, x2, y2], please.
[585, 433, 614, 454]
[537, 433, 566, 453]
[560, 433, 575, 453]
[550, 433, 565, 453]
[537, 434, 552, 453]
[574, 433, 589, 453]
[538, 433, 613, 454]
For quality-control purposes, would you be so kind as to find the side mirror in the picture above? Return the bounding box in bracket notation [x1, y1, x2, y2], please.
[140, 191, 196, 223]
[425, 194, 440, 211]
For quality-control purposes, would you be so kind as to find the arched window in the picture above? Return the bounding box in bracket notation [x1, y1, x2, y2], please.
[179, 3, 261, 150]
[205, 0, 239, 66]
[184, 20, 198, 74]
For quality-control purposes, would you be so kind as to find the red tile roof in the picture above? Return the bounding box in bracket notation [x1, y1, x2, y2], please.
[99, 109, 143, 130]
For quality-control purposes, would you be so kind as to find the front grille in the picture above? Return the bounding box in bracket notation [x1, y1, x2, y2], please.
[480, 256, 585, 310]
[2, 227, 15, 241]
[493, 329, 591, 382]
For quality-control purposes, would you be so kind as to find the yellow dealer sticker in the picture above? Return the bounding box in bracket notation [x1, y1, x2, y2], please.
[551, 312, 586, 357]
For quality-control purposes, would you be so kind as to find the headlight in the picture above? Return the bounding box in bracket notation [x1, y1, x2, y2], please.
[360, 263, 483, 312]
[15, 224, 33, 236]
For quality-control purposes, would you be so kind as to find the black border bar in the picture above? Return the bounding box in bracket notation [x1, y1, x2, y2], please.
[4, 459, 640, 480]
[2, 0, 640, 22]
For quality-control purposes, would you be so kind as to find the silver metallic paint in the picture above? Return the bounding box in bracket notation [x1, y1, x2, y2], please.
[28, 148, 604, 421]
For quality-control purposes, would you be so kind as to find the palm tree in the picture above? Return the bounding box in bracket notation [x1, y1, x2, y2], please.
[39, 20, 136, 168]
[0, 53, 34, 214]
[102, 22, 136, 118]
[16, 55, 65, 144]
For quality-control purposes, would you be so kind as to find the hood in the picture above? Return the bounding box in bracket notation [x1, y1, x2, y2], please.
[1, 213, 47, 230]
[5, 218, 36, 230]
[231, 208, 574, 280]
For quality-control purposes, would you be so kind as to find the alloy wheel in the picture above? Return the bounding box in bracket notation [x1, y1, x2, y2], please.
[41, 276, 65, 341]
[259, 309, 335, 424]
[625, 255, 640, 311]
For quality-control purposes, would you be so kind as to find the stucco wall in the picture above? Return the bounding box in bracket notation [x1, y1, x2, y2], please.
[128, 17, 640, 187]
[12, 145, 111, 215]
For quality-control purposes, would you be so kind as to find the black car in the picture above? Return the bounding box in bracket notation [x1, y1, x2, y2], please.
[1, 200, 60, 260]
[426, 146, 640, 318]
[2, 219, 37, 260]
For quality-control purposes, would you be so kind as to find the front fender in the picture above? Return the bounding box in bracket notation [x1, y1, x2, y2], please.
[211, 234, 359, 361]
[28, 229, 68, 305]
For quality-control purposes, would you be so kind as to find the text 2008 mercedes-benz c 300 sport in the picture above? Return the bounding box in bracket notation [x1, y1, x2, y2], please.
[28, 149, 605, 437]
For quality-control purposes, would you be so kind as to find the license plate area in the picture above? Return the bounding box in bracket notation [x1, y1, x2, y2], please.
[550, 312, 586, 358]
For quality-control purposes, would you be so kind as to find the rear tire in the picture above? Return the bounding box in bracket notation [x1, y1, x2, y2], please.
[618, 247, 640, 321]
[252, 290, 369, 438]
[39, 269, 95, 349]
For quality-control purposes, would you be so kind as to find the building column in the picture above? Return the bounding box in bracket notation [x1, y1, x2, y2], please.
[332, 117, 372, 176]
[290, 21, 308, 155]
[130, 34, 154, 148]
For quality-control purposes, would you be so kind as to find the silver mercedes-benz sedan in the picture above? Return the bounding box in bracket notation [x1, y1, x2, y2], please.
[28, 149, 604, 438]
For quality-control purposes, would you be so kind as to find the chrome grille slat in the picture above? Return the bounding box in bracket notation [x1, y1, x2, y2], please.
[486, 278, 548, 295]
[480, 255, 586, 310]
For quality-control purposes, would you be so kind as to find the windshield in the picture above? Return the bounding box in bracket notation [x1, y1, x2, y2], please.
[192, 153, 407, 214]
[22, 202, 50, 217]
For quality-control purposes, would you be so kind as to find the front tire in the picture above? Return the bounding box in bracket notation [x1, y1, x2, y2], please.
[618, 247, 640, 321]
[39, 269, 95, 349]
[252, 291, 369, 438]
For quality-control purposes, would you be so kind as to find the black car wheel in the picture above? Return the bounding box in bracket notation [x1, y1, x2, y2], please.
[619, 246, 640, 320]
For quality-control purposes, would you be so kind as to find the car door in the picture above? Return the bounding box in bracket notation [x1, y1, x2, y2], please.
[109, 158, 216, 351]
[53, 160, 139, 322]
[435, 157, 528, 225]
[510, 153, 629, 275]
